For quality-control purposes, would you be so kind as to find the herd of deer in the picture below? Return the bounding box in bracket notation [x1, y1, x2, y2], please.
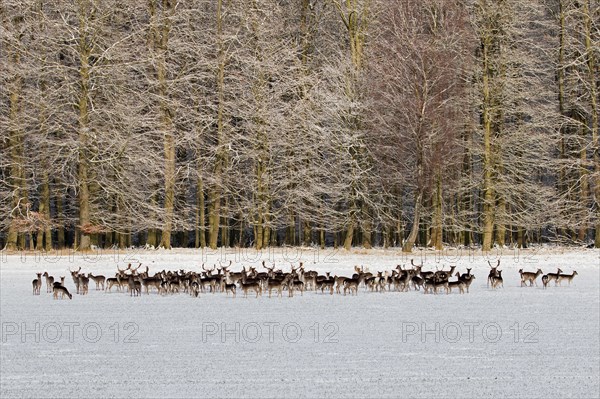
[484, 260, 578, 289]
[31, 259, 578, 299]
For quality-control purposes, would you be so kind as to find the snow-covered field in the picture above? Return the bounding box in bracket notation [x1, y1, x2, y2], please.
[1, 246, 599, 398]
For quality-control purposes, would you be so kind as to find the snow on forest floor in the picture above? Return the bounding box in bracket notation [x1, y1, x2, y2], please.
[0, 246, 599, 398]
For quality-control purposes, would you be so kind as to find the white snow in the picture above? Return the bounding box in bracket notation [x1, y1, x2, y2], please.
[1, 246, 599, 398]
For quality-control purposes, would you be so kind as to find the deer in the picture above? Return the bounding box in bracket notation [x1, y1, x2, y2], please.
[239, 274, 262, 298]
[541, 274, 549, 289]
[316, 276, 334, 295]
[396, 269, 414, 292]
[433, 265, 456, 283]
[490, 270, 503, 289]
[298, 264, 317, 291]
[423, 276, 449, 295]
[487, 260, 500, 287]
[32, 273, 42, 295]
[190, 281, 200, 297]
[334, 276, 350, 294]
[519, 268, 543, 287]
[267, 275, 289, 298]
[78, 274, 90, 295]
[116, 264, 134, 292]
[224, 282, 236, 297]
[456, 272, 475, 293]
[545, 268, 563, 286]
[459, 268, 472, 280]
[42, 272, 54, 293]
[343, 274, 364, 296]
[141, 275, 162, 294]
[88, 272, 106, 290]
[69, 267, 82, 294]
[127, 274, 141, 297]
[53, 284, 72, 300]
[365, 271, 387, 293]
[556, 270, 578, 285]
[447, 279, 466, 294]
[106, 276, 119, 292]
[285, 268, 305, 297]
[411, 275, 424, 291]
[52, 276, 66, 289]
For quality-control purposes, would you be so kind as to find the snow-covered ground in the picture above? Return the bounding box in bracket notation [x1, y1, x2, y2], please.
[1, 246, 599, 398]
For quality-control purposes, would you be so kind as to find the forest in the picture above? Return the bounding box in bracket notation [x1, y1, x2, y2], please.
[0, 0, 598, 251]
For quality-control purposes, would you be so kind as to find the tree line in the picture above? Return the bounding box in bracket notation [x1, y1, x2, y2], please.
[1, 0, 598, 251]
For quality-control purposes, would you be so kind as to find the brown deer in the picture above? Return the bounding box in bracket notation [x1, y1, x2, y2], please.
[32, 273, 42, 295]
[53, 285, 72, 300]
[69, 267, 82, 294]
[487, 260, 500, 287]
[88, 273, 106, 290]
[556, 270, 578, 285]
[42, 272, 54, 293]
[490, 270, 504, 289]
[519, 268, 543, 287]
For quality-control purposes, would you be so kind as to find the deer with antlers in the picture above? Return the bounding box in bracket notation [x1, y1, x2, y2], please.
[127, 273, 142, 297]
[490, 270, 504, 289]
[487, 260, 500, 288]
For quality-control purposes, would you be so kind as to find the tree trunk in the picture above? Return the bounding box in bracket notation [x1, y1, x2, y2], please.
[195, 176, 206, 248]
[403, 193, 422, 253]
[303, 220, 311, 247]
[582, 0, 599, 247]
[77, 5, 92, 251]
[495, 197, 506, 247]
[481, 30, 495, 251]
[362, 203, 372, 249]
[431, 174, 443, 250]
[221, 197, 229, 247]
[55, 184, 65, 248]
[5, 15, 26, 251]
[578, 121, 589, 242]
[320, 227, 325, 249]
[149, 0, 176, 249]
[343, 219, 354, 250]
[557, 0, 567, 240]
[208, 0, 228, 250]
[36, 173, 52, 251]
